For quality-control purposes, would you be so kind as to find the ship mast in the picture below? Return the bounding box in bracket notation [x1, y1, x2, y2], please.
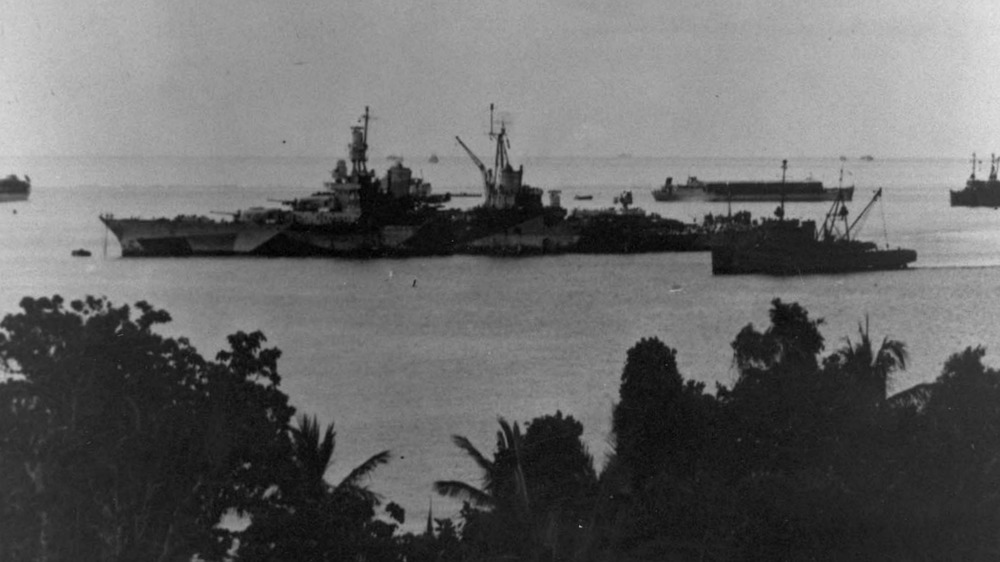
[971, 152, 977, 181]
[490, 103, 511, 183]
[350, 106, 370, 179]
[820, 190, 850, 241]
[457, 104, 519, 209]
[778, 159, 788, 220]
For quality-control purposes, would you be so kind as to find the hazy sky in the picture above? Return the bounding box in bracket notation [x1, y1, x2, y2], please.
[2, 0, 998, 158]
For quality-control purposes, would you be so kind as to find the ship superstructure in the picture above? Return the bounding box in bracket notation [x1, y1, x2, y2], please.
[455, 104, 543, 210]
[0, 174, 30, 202]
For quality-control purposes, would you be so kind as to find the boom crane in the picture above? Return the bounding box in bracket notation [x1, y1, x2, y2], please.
[846, 187, 883, 239]
[819, 187, 884, 242]
[455, 104, 526, 210]
[455, 135, 495, 203]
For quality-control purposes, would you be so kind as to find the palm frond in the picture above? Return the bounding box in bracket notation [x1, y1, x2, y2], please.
[496, 417, 523, 452]
[879, 336, 908, 371]
[337, 450, 391, 490]
[495, 417, 530, 511]
[433, 480, 494, 508]
[451, 435, 494, 473]
[292, 415, 336, 483]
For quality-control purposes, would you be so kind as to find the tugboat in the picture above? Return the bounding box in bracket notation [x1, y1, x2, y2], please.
[710, 188, 916, 275]
[0, 174, 30, 202]
[950, 153, 1000, 207]
[654, 160, 853, 203]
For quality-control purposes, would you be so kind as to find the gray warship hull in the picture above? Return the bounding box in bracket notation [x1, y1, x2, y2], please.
[100, 209, 708, 258]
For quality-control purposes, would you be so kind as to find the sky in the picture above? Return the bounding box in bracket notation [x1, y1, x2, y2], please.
[1, 0, 998, 159]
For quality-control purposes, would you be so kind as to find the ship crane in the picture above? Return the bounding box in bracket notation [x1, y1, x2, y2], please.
[455, 135, 494, 202]
[820, 188, 884, 242]
[456, 104, 525, 210]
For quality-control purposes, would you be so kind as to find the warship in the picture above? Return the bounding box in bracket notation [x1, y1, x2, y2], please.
[0, 174, 30, 202]
[100, 106, 709, 258]
[710, 188, 916, 275]
[950, 153, 1000, 207]
[652, 160, 854, 203]
[101, 107, 443, 257]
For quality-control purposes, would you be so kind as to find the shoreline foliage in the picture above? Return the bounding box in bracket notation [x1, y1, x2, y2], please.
[2, 295, 1000, 560]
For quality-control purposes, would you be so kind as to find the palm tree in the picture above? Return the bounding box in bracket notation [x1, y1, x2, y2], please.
[433, 418, 535, 558]
[433, 417, 529, 513]
[238, 415, 391, 560]
[832, 315, 908, 409]
[290, 414, 390, 504]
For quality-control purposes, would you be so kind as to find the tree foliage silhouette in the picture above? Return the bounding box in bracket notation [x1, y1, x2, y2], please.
[0, 295, 295, 561]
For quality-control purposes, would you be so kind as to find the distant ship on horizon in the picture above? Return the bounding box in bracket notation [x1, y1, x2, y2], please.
[652, 160, 854, 203]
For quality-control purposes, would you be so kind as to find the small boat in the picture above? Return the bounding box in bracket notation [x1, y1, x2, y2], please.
[71, 248, 92, 257]
[860, 155, 875, 161]
[573, 194, 594, 201]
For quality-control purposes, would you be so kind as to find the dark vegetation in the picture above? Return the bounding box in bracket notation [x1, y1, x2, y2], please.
[1, 295, 999, 560]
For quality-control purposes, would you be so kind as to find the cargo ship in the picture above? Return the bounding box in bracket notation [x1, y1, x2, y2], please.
[652, 160, 854, 202]
[100, 106, 709, 258]
[0, 174, 30, 202]
[710, 188, 916, 275]
[950, 153, 1000, 207]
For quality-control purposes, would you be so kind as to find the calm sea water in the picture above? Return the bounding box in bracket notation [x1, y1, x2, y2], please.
[1, 153, 998, 530]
